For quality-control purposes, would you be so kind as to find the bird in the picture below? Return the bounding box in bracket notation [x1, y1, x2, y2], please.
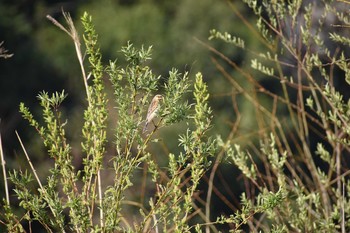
[143, 94, 163, 133]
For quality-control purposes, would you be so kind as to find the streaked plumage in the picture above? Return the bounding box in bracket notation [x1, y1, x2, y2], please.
[143, 94, 163, 133]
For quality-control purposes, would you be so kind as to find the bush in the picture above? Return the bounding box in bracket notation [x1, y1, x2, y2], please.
[1, 0, 350, 232]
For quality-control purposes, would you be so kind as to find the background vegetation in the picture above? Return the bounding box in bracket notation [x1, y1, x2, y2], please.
[1, 0, 350, 232]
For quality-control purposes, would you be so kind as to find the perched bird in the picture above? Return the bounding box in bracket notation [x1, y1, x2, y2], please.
[143, 94, 163, 133]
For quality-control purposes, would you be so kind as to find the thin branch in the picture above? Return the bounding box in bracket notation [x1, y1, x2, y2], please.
[15, 131, 66, 233]
[342, 181, 345, 233]
[15, 131, 44, 195]
[97, 169, 104, 229]
[0, 127, 9, 204]
[152, 214, 159, 233]
[205, 115, 239, 233]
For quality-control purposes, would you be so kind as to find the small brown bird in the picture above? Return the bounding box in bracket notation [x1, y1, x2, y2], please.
[143, 94, 163, 133]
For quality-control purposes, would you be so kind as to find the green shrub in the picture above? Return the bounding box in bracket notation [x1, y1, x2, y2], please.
[2, 0, 350, 232]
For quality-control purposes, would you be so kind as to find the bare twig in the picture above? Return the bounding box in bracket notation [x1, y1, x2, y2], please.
[97, 169, 104, 229]
[0, 126, 9, 204]
[342, 181, 345, 233]
[15, 131, 66, 233]
[15, 131, 44, 196]
[152, 213, 159, 233]
[205, 114, 239, 233]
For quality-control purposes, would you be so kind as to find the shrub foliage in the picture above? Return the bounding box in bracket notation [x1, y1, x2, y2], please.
[1, 0, 350, 232]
